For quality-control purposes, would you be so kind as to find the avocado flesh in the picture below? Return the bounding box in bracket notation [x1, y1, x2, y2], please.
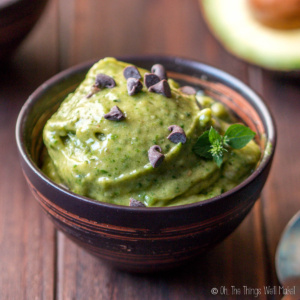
[201, 0, 300, 71]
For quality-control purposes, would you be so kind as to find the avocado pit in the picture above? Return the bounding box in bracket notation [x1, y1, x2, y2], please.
[248, 0, 300, 30]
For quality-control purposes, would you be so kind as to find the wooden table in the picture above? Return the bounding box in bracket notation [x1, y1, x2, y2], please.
[1, 1, 299, 299]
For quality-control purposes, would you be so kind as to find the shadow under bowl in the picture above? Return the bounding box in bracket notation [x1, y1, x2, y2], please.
[16, 55, 276, 272]
[0, 0, 48, 61]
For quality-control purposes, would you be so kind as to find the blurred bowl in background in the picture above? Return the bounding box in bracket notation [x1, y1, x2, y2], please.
[0, 0, 48, 61]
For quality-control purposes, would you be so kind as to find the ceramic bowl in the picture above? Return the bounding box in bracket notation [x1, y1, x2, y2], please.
[16, 56, 276, 272]
[0, 0, 48, 61]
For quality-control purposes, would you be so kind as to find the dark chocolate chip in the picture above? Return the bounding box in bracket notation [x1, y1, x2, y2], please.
[104, 106, 125, 121]
[144, 73, 160, 89]
[148, 80, 171, 98]
[129, 198, 146, 207]
[127, 78, 143, 96]
[123, 66, 142, 80]
[179, 86, 196, 95]
[86, 86, 100, 98]
[151, 64, 168, 80]
[167, 125, 187, 144]
[95, 73, 116, 89]
[148, 145, 165, 168]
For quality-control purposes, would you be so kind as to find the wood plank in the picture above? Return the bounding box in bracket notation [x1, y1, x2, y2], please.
[55, 0, 270, 299]
[250, 69, 300, 290]
[58, 0, 208, 67]
[0, 0, 59, 299]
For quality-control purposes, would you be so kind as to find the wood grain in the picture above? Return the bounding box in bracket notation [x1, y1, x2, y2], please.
[255, 70, 300, 289]
[0, 0, 58, 299]
[0, 0, 298, 299]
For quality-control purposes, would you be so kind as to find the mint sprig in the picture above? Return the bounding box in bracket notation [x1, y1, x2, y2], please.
[193, 124, 256, 167]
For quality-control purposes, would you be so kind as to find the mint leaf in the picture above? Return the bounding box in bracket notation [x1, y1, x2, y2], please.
[209, 127, 222, 144]
[213, 153, 223, 167]
[224, 124, 256, 149]
[192, 131, 213, 159]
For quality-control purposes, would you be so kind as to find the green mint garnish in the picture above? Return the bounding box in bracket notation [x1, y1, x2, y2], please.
[193, 124, 256, 167]
[224, 124, 256, 149]
[192, 131, 212, 159]
[208, 127, 227, 167]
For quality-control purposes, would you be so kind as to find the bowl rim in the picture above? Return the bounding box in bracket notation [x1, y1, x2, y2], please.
[0, 0, 46, 11]
[0, 0, 18, 10]
[15, 55, 277, 212]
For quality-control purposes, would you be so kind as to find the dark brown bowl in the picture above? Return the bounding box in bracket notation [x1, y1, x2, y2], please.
[15, 56, 276, 272]
[0, 0, 48, 61]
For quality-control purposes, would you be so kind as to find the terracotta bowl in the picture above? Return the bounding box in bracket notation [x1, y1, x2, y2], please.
[16, 56, 276, 272]
[0, 0, 48, 61]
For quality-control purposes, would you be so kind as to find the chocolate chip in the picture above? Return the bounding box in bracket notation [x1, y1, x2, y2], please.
[123, 66, 141, 80]
[104, 106, 125, 121]
[179, 86, 196, 95]
[86, 74, 116, 98]
[148, 145, 165, 168]
[95, 73, 116, 89]
[127, 78, 143, 96]
[129, 198, 146, 207]
[148, 80, 171, 98]
[151, 64, 168, 80]
[86, 86, 100, 98]
[144, 73, 160, 89]
[167, 125, 187, 144]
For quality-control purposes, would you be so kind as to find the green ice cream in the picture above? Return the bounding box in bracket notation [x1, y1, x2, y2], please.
[42, 57, 260, 207]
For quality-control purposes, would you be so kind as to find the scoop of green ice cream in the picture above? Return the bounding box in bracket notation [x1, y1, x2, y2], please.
[42, 57, 260, 207]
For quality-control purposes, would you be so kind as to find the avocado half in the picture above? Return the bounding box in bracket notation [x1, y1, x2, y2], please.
[201, 0, 300, 71]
